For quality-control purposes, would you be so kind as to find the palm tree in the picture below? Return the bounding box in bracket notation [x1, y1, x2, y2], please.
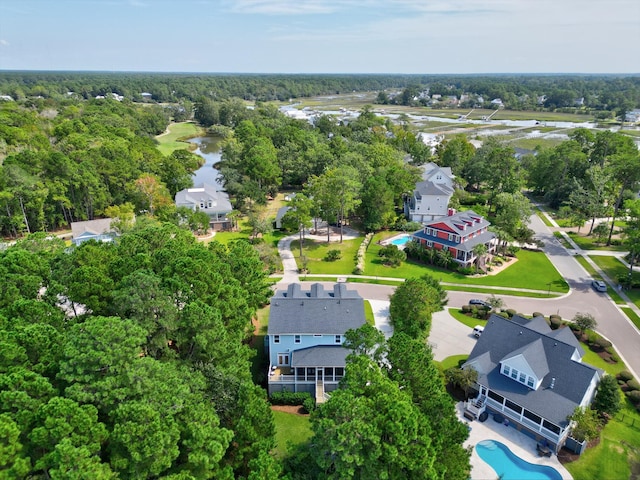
[473, 243, 488, 273]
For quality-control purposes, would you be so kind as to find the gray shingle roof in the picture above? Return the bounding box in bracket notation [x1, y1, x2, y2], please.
[291, 345, 349, 367]
[268, 283, 366, 335]
[501, 338, 550, 379]
[174, 184, 232, 214]
[464, 314, 602, 427]
[71, 218, 114, 238]
[415, 180, 454, 197]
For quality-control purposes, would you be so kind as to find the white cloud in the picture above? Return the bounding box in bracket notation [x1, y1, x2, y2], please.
[224, 0, 339, 15]
[0, 39, 9, 46]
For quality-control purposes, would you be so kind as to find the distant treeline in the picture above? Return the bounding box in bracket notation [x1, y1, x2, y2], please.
[0, 71, 638, 113]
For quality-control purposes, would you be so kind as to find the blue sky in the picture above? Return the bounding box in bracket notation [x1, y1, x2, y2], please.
[1, 0, 638, 73]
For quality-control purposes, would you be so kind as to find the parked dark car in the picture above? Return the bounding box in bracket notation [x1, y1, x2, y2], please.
[469, 299, 491, 308]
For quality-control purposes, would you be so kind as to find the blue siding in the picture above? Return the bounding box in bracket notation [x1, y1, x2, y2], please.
[269, 334, 341, 366]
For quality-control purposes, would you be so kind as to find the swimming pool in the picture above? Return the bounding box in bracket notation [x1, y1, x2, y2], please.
[390, 234, 412, 246]
[475, 440, 562, 480]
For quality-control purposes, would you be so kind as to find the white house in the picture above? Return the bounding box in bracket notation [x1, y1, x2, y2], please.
[174, 184, 233, 231]
[404, 162, 455, 223]
[267, 283, 366, 401]
[70, 218, 117, 246]
[463, 314, 602, 453]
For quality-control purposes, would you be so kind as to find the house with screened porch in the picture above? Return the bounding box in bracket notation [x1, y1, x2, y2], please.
[462, 314, 602, 453]
[266, 283, 366, 402]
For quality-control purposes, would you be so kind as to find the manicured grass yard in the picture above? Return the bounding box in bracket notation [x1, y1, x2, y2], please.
[155, 121, 204, 155]
[364, 237, 568, 293]
[292, 237, 363, 274]
[272, 410, 313, 459]
[437, 354, 469, 371]
[565, 401, 640, 480]
[566, 231, 627, 251]
[589, 255, 640, 307]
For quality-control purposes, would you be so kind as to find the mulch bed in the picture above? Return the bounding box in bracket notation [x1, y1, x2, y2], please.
[270, 405, 309, 416]
[557, 438, 600, 465]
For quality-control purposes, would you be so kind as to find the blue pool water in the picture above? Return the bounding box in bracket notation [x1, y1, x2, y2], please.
[390, 235, 411, 246]
[475, 440, 562, 480]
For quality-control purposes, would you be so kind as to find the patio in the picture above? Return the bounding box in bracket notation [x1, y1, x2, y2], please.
[457, 402, 573, 480]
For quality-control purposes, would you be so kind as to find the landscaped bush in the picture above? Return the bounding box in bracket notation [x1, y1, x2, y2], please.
[302, 396, 316, 414]
[617, 370, 634, 382]
[592, 337, 612, 350]
[354, 232, 373, 274]
[457, 266, 475, 275]
[497, 311, 509, 318]
[506, 245, 520, 256]
[626, 390, 640, 405]
[505, 309, 516, 318]
[549, 315, 563, 330]
[532, 312, 544, 318]
[626, 379, 640, 391]
[324, 249, 341, 262]
[461, 305, 472, 313]
[270, 391, 312, 406]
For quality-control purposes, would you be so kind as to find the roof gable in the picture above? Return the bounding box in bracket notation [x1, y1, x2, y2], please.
[268, 283, 366, 335]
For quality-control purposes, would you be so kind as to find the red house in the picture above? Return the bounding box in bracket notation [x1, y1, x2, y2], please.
[411, 210, 497, 267]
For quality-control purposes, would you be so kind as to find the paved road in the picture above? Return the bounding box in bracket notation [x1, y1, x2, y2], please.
[275, 214, 640, 378]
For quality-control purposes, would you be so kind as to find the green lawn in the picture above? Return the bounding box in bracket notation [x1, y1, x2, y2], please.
[621, 307, 640, 331]
[537, 211, 555, 228]
[364, 240, 568, 293]
[437, 354, 469, 371]
[155, 121, 204, 155]
[272, 410, 313, 459]
[589, 255, 640, 307]
[448, 307, 487, 329]
[572, 255, 625, 303]
[553, 231, 573, 249]
[565, 401, 640, 480]
[566, 231, 627, 251]
[364, 300, 375, 326]
[292, 237, 364, 274]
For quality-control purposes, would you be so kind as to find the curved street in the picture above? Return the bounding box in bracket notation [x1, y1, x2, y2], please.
[274, 213, 640, 379]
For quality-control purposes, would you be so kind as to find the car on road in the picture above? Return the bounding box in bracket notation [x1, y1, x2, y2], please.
[591, 280, 607, 292]
[469, 299, 491, 308]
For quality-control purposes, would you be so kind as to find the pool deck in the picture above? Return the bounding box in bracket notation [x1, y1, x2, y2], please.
[457, 403, 573, 480]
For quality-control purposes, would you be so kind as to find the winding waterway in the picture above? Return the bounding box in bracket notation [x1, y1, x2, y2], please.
[189, 135, 223, 189]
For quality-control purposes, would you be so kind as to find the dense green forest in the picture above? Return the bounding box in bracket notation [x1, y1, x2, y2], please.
[1, 71, 638, 113]
[0, 226, 278, 478]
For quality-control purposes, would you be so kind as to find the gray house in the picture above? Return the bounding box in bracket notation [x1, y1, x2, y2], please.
[71, 218, 117, 246]
[174, 184, 233, 231]
[463, 314, 602, 453]
[404, 162, 455, 223]
[267, 283, 366, 402]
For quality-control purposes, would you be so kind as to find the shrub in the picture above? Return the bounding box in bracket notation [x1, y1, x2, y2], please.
[506, 245, 520, 256]
[324, 249, 341, 262]
[626, 390, 640, 405]
[506, 309, 516, 318]
[461, 305, 472, 313]
[378, 244, 406, 267]
[302, 397, 316, 414]
[497, 311, 509, 318]
[354, 232, 373, 274]
[532, 312, 544, 319]
[270, 391, 312, 406]
[617, 370, 634, 382]
[549, 316, 563, 330]
[627, 379, 640, 391]
[457, 266, 474, 275]
[609, 354, 619, 363]
[592, 337, 612, 350]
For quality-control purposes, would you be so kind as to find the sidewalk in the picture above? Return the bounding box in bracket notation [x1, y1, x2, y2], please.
[536, 204, 640, 317]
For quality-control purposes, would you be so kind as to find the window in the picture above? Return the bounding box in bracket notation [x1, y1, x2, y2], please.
[503, 365, 511, 376]
[488, 390, 504, 404]
[442, 245, 448, 251]
[426, 240, 433, 247]
[273, 335, 280, 344]
[207, 200, 212, 208]
[200, 201, 205, 208]
[543, 420, 561, 435]
[335, 335, 341, 344]
[277, 353, 289, 366]
[511, 368, 518, 379]
[519, 372, 526, 383]
[523, 409, 542, 425]
[295, 335, 301, 344]
[448, 233, 454, 241]
[314, 334, 322, 338]
[527, 377, 535, 388]
[505, 399, 523, 415]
